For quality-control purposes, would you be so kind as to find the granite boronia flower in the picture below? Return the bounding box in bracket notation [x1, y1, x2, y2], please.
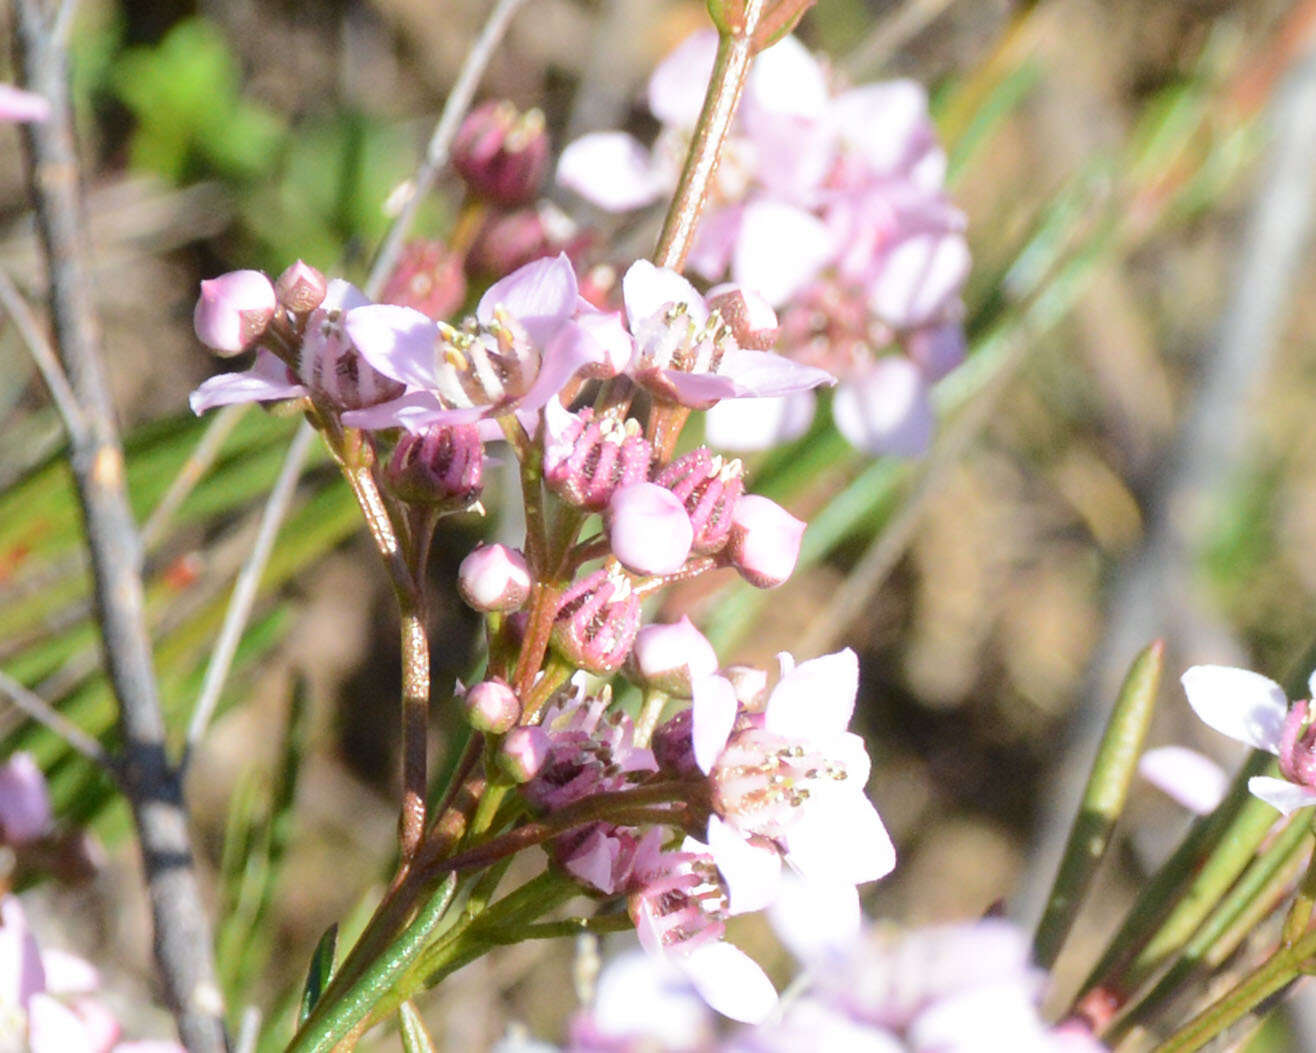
[340, 253, 630, 432]
[690, 648, 896, 915]
[0, 84, 51, 123]
[1181, 664, 1316, 814]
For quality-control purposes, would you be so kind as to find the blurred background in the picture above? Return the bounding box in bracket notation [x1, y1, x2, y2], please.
[4, 0, 1316, 1048]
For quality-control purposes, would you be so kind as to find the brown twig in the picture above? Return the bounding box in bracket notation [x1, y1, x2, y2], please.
[12, 1, 227, 1048]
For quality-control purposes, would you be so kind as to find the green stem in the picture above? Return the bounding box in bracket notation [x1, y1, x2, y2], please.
[1282, 813, 1316, 944]
[287, 873, 458, 1053]
[1034, 640, 1163, 969]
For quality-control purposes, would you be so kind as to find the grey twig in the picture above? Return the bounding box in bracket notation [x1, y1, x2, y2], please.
[179, 0, 530, 764]
[182, 420, 316, 764]
[365, 0, 529, 294]
[0, 266, 85, 440]
[0, 667, 117, 775]
[13, 1, 228, 1049]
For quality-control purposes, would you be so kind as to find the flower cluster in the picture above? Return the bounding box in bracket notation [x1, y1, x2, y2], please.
[559, 31, 968, 456]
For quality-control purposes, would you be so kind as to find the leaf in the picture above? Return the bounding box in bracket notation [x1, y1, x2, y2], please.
[299, 924, 339, 1026]
[398, 1002, 437, 1053]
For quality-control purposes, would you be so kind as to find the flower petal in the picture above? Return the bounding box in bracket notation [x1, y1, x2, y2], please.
[648, 31, 718, 127]
[0, 84, 51, 123]
[678, 940, 777, 1024]
[0, 752, 52, 845]
[477, 254, 579, 347]
[557, 132, 667, 211]
[341, 390, 452, 432]
[622, 259, 707, 329]
[342, 303, 440, 389]
[784, 791, 896, 887]
[831, 359, 934, 457]
[868, 230, 971, 330]
[765, 648, 859, 739]
[188, 351, 305, 414]
[713, 348, 835, 398]
[28, 993, 95, 1053]
[1247, 776, 1316, 816]
[732, 201, 833, 307]
[767, 873, 862, 962]
[704, 392, 816, 452]
[1181, 665, 1289, 754]
[692, 674, 739, 774]
[706, 815, 782, 915]
[1138, 746, 1229, 815]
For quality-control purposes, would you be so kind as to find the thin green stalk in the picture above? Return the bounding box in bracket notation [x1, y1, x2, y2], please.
[287, 873, 458, 1053]
[1282, 814, 1316, 944]
[1034, 640, 1163, 968]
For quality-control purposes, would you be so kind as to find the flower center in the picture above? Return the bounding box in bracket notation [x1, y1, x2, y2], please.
[711, 729, 850, 840]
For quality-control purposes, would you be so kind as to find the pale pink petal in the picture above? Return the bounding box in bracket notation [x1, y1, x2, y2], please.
[622, 260, 707, 329]
[704, 392, 816, 452]
[679, 940, 777, 1024]
[692, 674, 739, 775]
[767, 874, 861, 961]
[188, 350, 305, 414]
[745, 35, 828, 121]
[648, 31, 718, 128]
[712, 348, 835, 398]
[590, 950, 711, 1047]
[28, 993, 95, 1053]
[765, 648, 859, 739]
[1138, 746, 1229, 815]
[557, 132, 667, 211]
[516, 320, 608, 413]
[0, 84, 51, 123]
[1181, 665, 1289, 754]
[0, 752, 52, 845]
[706, 815, 782, 915]
[1308, 667, 1316, 700]
[868, 231, 971, 330]
[110, 1044, 187, 1053]
[343, 304, 439, 389]
[1247, 776, 1316, 815]
[562, 827, 622, 893]
[832, 359, 934, 457]
[687, 205, 744, 282]
[732, 201, 833, 307]
[829, 82, 937, 180]
[69, 997, 119, 1053]
[906, 322, 966, 382]
[341, 389, 450, 432]
[477, 254, 578, 346]
[570, 307, 634, 377]
[0, 895, 45, 1009]
[908, 981, 1048, 1052]
[784, 792, 896, 887]
[40, 950, 98, 996]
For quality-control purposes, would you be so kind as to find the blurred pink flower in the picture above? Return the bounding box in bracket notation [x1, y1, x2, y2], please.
[0, 752, 52, 846]
[1138, 745, 1228, 815]
[0, 84, 51, 123]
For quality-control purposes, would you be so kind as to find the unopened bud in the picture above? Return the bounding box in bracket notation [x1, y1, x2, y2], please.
[463, 679, 521, 733]
[379, 240, 467, 322]
[458, 543, 530, 613]
[725, 494, 805, 588]
[194, 270, 277, 356]
[652, 708, 699, 777]
[629, 617, 718, 697]
[274, 260, 328, 314]
[707, 285, 779, 350]
[499, 726, 550, 783]
[386, 424, 484, 510]
[606, 483, 694, 577]
[299, 280, 406, 410]
[551, 567, 642, 674]
[453, 100, 550, 207]
[653, 448, 744, 554]
[545, 407, 651, 511]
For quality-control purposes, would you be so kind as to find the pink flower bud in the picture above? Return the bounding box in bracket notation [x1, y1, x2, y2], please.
[653, 447, 745, 554]
[544, 407, 651, 511]
[630, 617, 718, 697]
[386, 424, 484, 511]
[274, 260, 328, 314]
[458, 543, 530, 613]
[707, 285, 779, 350]
[499, 726, 550, 782]
[453, 100, 550, 207]
[379, 240, 467, 322]
[606, 483, 694, 577]
[725, 494, 805, 588]
[463, 678, 521, 733]
[551, 567, 642, 674]
[193, 270, 277, 356]
[652, 708, 699, 777]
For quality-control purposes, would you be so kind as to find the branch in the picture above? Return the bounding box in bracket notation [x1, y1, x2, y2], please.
[0, 667, 117, 776]
[0, 265, 85, 441]
[12, 1, 227, 1048]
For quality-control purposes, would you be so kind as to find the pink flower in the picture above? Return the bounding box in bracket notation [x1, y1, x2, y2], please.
[606, 482, 694, 577]
[342, 254, 620, 430]
[192, 270, 277, 356]
[1138, 745, 1228, 815]
[631, 617, 719, 696]
[627, 835, 778, 1024]
[0, 753, 52, 847]
[458, 543, 531, 613]
[0, 84, 51, 123]
[620, 260, 833, 409]
[568, 950, 713, 1052]
[691, 649, 896, 905]
[1181, 665, 1316, 814]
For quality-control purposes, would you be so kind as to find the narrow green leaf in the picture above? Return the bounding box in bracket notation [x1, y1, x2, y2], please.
[1033, 639, 1164, 968]
[299, 924, 339, 1026]
[398, 1002, 436, 1053]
